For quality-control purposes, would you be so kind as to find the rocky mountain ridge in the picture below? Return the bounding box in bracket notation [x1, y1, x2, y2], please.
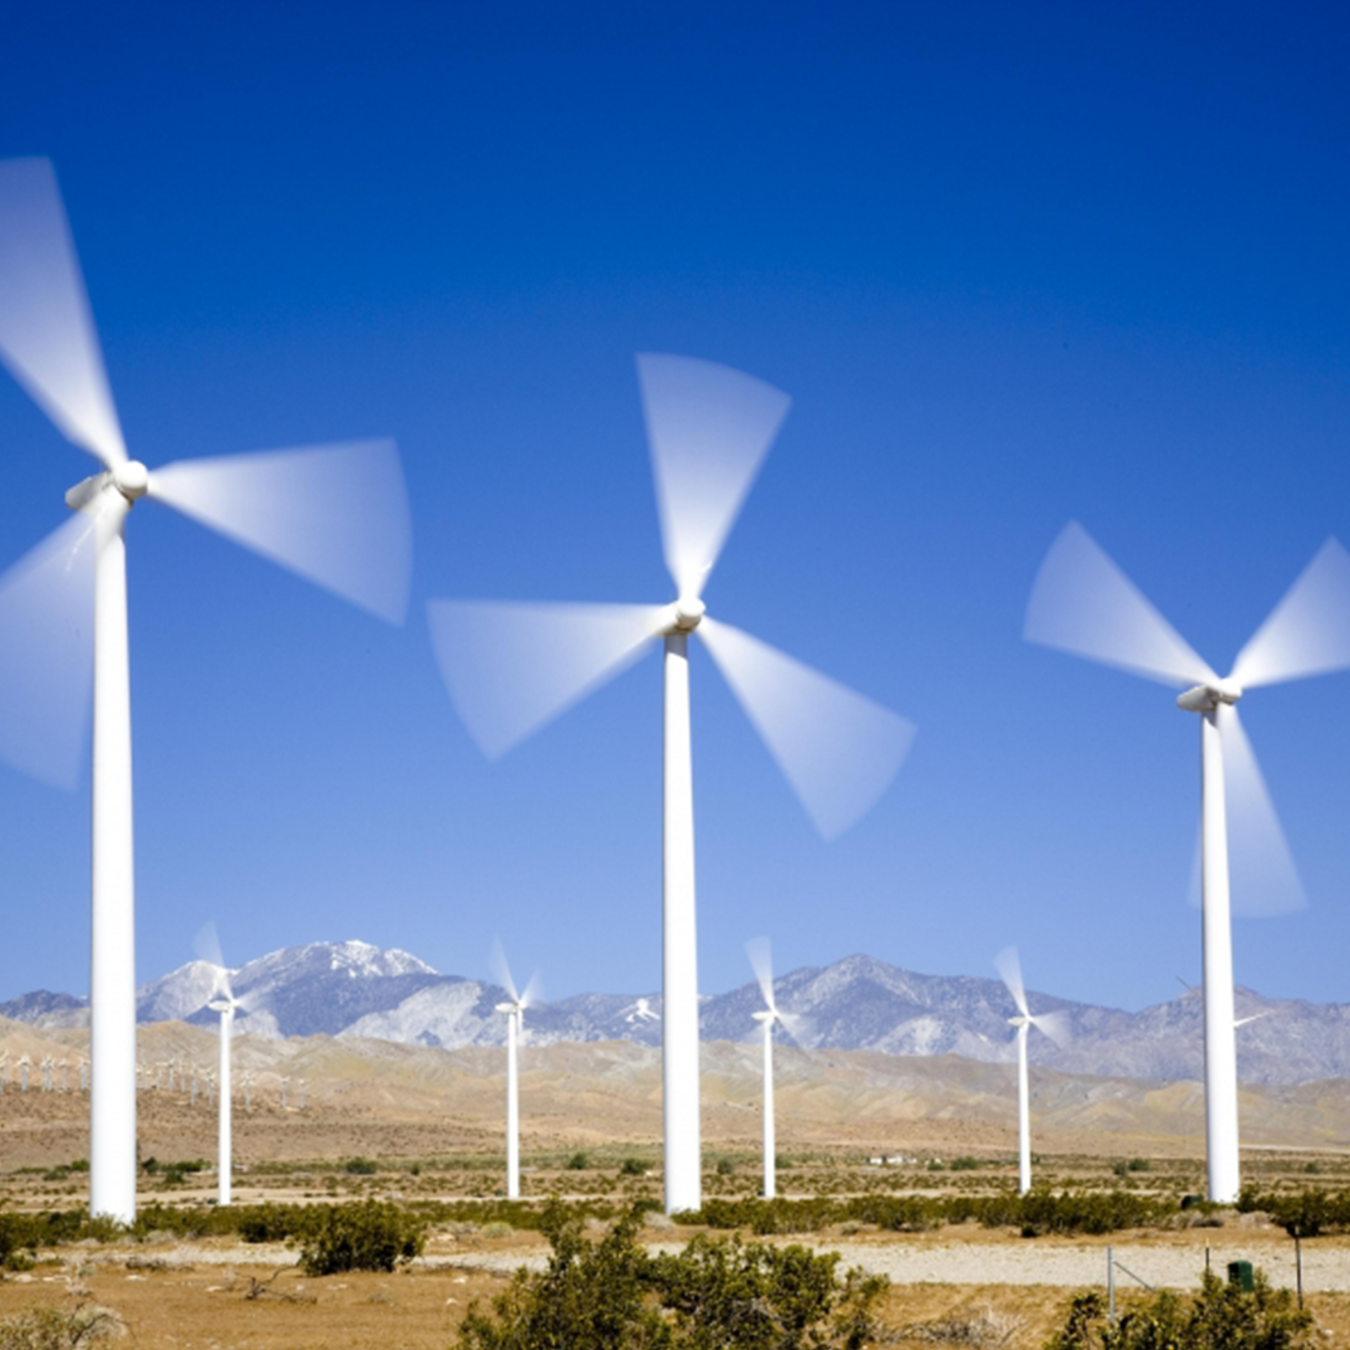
[3, 940, 1344, 1087]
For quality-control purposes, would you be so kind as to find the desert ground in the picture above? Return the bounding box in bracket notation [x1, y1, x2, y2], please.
[3, 1017, 1349, 1347]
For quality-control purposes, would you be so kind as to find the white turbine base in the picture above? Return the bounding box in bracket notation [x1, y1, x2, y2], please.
[89, 499, 137, 1223]
[1201, 711, 1241, 1203]
[218, 1006, 233, 1206]
[662, 633, 701, 1214]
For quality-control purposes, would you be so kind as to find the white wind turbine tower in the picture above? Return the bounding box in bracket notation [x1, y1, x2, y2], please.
[745, 937, 810, 1201]
[197, 923, 244, 1207]
[1026, 522, 1350, 1203]
[492, 941, 540, 1201]
[429, 355, 914, 1213]
[0, 158, 412, 1222]
[993, 947, 1070, 1195]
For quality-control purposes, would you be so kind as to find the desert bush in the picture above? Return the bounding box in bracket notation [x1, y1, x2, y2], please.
[620, 1158, 647, 1177]
[459, 1203, 663, 1349]
[297, 1200, 426, 1275]
[566, 1152, 589, 1171]
[1238, 1187, 1350, 1237]
[1046, 1267, 1314, 1350]
[344, 1157, 378, 1176]
[0, 1305, 123, 1349]
[458, 1201, 885, 1350]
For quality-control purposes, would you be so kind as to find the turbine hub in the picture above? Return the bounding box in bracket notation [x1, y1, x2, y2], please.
[752, 1009, 775, 1023]
[672, 596, 705, 632]
[113, 460, 149, 502]
[1176, 679, 1243, 713]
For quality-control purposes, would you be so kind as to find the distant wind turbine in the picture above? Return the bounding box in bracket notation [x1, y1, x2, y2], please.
[430, 355, 914, 1212]
[197, 923, 249, 1207]
[994, 947, 1070, 1195]
[1026, 522, 1350, 1202]
[746, 937, 810, 1201]
[0, 157, 413, 1221]
[492, 942, 540, 1201]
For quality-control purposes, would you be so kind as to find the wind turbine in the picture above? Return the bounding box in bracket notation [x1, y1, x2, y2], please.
[197, 923, 245, 1207]
[491, 941, 539, 1201]
[1025, 521, 1350, 1202]
[993, 947, 1070, 1195]
[0, 158, 412, 1221]
[429, 354, 915, 1212]
[745, 937, 810, 1201]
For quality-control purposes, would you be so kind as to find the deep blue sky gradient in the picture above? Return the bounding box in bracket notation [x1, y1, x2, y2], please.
[1, 1, 1349, 1012]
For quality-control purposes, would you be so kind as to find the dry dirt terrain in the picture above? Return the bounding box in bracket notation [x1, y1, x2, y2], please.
[1, 1222, 1349, 1350]
[3, 1017, 1349, 1347]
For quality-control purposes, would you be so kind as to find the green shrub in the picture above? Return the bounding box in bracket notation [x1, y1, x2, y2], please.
[1046, 1268, 1314, 1350]
[565, 1152, 589, 1171]
[715, 1158, 735, 1176]
[0, 1304, 123, 1348]
[619, 1158, 647, 1177]
[297, 1200, 425, 1276]
[458, 1201, 885, 1350]
[344, 1157, 378, 1176]
[1238, 1187, 1350, 1237]
[949, 1156, 982, 1171]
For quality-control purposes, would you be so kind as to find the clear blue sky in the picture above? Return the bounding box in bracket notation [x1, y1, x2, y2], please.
[1, 1, 1348, 1014]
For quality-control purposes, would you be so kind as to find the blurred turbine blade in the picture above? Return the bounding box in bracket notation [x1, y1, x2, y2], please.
[0, 510, 99, 788]
[993, 946, 1028, 1018]
[779, 1009, 814, 1049]
[699, 617, 914, 841]
[428, 599, 664, 758]
[193, 921, 232, 1001]
[1217, 703, 1306, 917]
[637, 353, 790, 597]
[1025, 522, 1216, 687]
[745, 936, 776, 1012]
[149, 439, 412, 624]
[1031, 1009, 1071, 1050]
[1235, 1009, 1274, 1028]
[1232, 538, 1350, 688]
[0, 157, 125, 465]
[490, 938, 519, 1003]
[520, 969, 543, 1010]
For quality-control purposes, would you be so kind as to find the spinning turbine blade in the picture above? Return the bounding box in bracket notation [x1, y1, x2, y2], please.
[994, 946, 1029, 1018]
[746, 936, 776, 1012]
[0, 510, 99, 788]
[490, 939, 519, 1003]
[1217, 703, 1306, 917]
[0, 158, 125, 466]
[1025, 522, 1216, 687]
[520, 970, 543, 1010]
[779, 1009, 814, 1047]
[1030, 1009, 1071, 1050]
[149, 439, 411, 624]
[1232, 538, 1350, 689]
[428, 600, 664, 758]
[700, 617, 914, 841]
[638, 353, 790, 597]
[193, 922, 232, 1001]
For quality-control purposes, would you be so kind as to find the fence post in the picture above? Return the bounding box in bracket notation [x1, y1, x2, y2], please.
[1295, 1233, 1303, 1311]
[1108, 1245, 1116, 1322]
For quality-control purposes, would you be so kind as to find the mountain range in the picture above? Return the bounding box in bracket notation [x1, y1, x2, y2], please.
[2, 939, 1345, 1088]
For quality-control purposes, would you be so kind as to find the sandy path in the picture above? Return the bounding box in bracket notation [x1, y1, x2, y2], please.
[450, 1236, 1338, 1292]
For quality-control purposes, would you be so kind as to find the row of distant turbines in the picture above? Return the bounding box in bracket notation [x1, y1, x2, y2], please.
[1, 155, 1347, 1221]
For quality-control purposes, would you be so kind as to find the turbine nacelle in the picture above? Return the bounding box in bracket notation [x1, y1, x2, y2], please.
[207, 998, 237, 1015]
[496, 1000, 524, 1017]
[1177, 679, 1243, 713]
[64, 460, 150, 513]
[660, 596, 707, 634]
[752, 1008, 777, 1024]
